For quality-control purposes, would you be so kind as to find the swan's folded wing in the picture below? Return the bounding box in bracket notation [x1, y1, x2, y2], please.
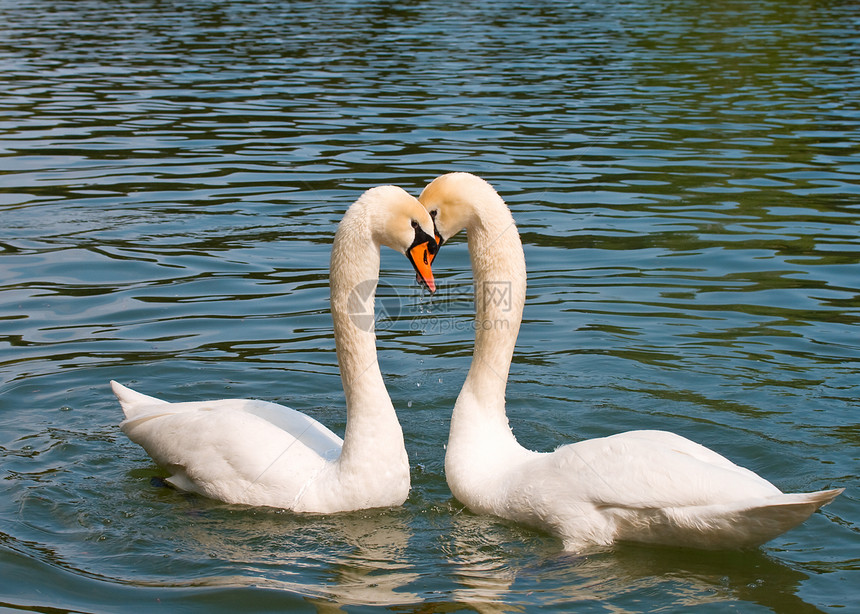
[120, 398, 343, 459]
[119, 398, 347, 505]
[538, 431, 782, 510]
[238, 399, 343, 459]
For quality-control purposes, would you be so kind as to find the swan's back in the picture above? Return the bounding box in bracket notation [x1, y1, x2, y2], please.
[549, 430, 780, 506]
[500, 430, 842, 550]
[112, 381, 343, 508]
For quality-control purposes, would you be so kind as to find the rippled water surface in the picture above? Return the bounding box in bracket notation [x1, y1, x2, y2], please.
[1, 0, 858, 611]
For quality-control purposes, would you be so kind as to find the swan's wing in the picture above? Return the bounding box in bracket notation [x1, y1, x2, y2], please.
[120, 403, 340, 505]
[237, 399, 343, 457]
[608, 430, 758, 472]
[119, 399, 343, 466]
[113, 382, 344, 506]
[113, 380, 343, 458]
[532, 430, 781, 510]
[499, 430, 841, 550]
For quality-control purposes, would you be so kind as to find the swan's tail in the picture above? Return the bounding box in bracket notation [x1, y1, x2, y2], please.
[665, 488, 844, 549]
[736, 488, 843, 547]
[110, 380, 167, 419]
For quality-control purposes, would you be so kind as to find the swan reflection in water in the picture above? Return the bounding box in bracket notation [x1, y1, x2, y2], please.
[305, 511, 421, 611]
[442, 505, 823, 613]
[168, 502, 421, 610]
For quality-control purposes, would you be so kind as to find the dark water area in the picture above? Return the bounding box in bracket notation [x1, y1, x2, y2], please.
[1, 0, 858, 612]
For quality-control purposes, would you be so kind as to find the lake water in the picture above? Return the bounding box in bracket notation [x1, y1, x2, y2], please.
[1, 0, 858, 611]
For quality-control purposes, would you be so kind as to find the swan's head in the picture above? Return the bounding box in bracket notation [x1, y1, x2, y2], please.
[418, 173, 497, 261]
[365, 185, 438, 293]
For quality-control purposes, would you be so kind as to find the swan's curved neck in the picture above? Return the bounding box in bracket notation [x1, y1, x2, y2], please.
[444, 189, 530, 508]
[457, 194, 526, 425]
[329, 205, 403, 471]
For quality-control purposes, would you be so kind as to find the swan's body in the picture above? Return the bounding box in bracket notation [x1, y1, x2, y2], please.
[420, 172, 842, 550]
[113, 185, 437, 513]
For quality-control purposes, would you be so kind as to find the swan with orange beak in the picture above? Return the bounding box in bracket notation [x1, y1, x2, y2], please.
[419, 172, 841, 552]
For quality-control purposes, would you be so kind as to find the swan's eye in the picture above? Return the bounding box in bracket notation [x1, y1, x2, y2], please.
[411, 219, 419, 229]
[430, 210, 438, 219]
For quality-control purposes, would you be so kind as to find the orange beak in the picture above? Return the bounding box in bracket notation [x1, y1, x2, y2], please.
[407, 241, 436, 293]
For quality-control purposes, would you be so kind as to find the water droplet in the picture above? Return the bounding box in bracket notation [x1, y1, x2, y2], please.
[416, 382, 420, 387]
[59, 405, 72, 412]
[407, 401, 413, 408]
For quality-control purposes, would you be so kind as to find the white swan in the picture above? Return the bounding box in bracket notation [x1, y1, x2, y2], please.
[112, 185, 438, 513]
[419, 172, 842, 551]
